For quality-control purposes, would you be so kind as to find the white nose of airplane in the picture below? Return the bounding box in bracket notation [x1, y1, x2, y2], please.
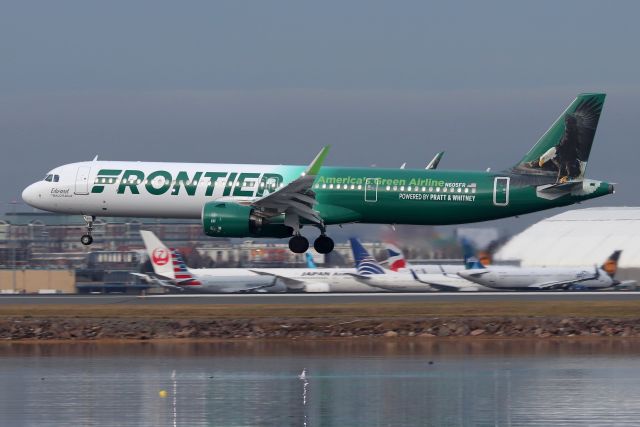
[21, 183, 41, 208]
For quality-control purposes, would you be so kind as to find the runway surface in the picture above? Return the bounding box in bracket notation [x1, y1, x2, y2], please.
[0, 292, 639, 305]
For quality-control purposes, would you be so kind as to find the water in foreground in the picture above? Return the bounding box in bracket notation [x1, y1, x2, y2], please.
[1, 339, 639, 426]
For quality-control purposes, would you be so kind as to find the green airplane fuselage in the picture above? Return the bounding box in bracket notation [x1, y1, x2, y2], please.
[24, 161, 612, 227]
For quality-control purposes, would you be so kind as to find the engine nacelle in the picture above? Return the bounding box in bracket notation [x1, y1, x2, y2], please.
[303, 283, 331, 293]
[202, 201, 292, 238]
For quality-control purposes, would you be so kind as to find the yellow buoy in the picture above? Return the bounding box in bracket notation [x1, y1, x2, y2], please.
[159, 390, 168, 398]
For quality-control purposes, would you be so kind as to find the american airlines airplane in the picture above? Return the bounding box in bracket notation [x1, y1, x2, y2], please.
[22, 94, 613, 254]
[136, 230, 379, 293]
[134, 230, 287, 293]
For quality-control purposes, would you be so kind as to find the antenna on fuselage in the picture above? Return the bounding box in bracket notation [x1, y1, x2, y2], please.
[92, 155, 99, 161]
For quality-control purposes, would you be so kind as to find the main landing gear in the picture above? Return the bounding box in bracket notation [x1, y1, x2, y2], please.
[287, 226, 334, 255]
[80, 215, 95, 246]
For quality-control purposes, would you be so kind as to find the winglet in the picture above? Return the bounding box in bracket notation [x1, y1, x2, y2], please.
[305, 145, 330, 176]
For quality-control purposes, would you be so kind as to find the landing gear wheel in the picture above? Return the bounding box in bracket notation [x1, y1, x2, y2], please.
[314, 235, 334, 254]
[81, 215, 95, 246]
[289, 235, 309, 253]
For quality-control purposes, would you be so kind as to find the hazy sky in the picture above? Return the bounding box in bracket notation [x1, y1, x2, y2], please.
[2, 1, 639, 235]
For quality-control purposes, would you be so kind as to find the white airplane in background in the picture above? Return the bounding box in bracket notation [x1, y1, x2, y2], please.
[134, 230, 287, 293]
[382, 241, 493, 291]
[383, 238, 490, 274]
[347, 238, 480, 292]
[137, 230, 379, 293]
[458, 250, 635, 290]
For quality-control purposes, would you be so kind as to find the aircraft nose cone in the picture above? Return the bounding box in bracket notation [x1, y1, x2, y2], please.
[21, 183, 40, 207]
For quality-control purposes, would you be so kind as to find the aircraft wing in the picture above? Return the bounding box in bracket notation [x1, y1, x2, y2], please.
[528, 268, 599, 290]
[248, 269, 307, 287]
[130, 272, 184, 291]
[251, 146, 330, 226]
[409, 269, 464, 292]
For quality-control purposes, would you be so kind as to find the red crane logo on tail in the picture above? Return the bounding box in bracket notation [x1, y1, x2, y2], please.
[152, 248, 170, 266]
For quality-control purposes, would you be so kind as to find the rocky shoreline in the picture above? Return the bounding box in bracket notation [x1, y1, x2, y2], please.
[2, 316, 640, 341]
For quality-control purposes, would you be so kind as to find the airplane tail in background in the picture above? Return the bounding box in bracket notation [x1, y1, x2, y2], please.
[305, 253, 317, 269]
[349, 238, 385, 275]
[170, 249, 196, 282]
[461, 238, 484, 270]
[140, 230, 175, 280]
[513, 93, 605, 182]
[601, 250, 622, 278]
[384, 243, 407, 272]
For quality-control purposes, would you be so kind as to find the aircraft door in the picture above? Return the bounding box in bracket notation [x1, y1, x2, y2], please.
[364, 178, 378, 202]
[74, 166, 91, 195]
[493, 177, 510, 206]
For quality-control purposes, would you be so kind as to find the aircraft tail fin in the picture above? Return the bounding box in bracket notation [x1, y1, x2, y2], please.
[601, 250, 622, 278]
[170, 249, 197, 283]
[384, 243, 408, 272]
[461, 238, 484, 269]
[349, 238, 385, 275]
[305, 253, 317, 269]
[513, 93, 605, 182]
[140, 230, 175, 280]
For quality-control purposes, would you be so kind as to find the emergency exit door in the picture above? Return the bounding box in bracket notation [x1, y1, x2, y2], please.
[493, 177, 510, 206]
[364, 178, 378, 202]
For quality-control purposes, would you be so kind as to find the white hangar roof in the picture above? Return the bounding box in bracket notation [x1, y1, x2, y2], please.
[495, 207, 640, 268]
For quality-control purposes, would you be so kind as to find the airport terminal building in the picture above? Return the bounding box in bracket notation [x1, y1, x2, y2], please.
[495, 207, 640, 282]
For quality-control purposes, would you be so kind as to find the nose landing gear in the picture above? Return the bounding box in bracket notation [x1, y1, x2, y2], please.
[80, 215, 95, 246]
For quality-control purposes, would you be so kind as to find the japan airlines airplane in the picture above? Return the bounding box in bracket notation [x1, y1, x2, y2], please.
[457, 250, 634, 290]
[134, 230, 287, 293]
[137, 230, 378, 293]
[22, 94, 613, 254]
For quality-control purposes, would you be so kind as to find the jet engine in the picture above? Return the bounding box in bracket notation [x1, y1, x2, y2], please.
[303, 283, 331, 293]
[202, 201, 292, 238]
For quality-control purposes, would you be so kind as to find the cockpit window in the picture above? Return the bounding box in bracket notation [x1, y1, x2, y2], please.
[53, 175, 60, 182]
[44, 174, 53, 182]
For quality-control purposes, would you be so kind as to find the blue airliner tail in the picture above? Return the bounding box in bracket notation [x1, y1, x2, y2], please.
[461, 238, 484, 270]
[349, 238, 385, 275]
[305, 253, 317, 268]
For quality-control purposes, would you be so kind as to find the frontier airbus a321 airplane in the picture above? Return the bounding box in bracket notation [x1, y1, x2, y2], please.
[22, 93, 613, 254]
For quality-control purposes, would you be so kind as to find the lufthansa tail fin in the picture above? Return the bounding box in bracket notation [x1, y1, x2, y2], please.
[601, 250, 622, 278]
[513, 93, 605, 182]
[140, 230, 175, 280]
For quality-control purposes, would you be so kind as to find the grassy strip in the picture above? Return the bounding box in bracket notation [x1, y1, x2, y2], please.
[1, 300, 639, 319]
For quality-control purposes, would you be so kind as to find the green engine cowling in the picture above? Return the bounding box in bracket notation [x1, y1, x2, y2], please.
[202, 201, 292, 238]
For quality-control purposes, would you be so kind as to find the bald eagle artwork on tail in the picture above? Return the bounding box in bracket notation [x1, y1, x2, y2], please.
[517, 94, 604, 183]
